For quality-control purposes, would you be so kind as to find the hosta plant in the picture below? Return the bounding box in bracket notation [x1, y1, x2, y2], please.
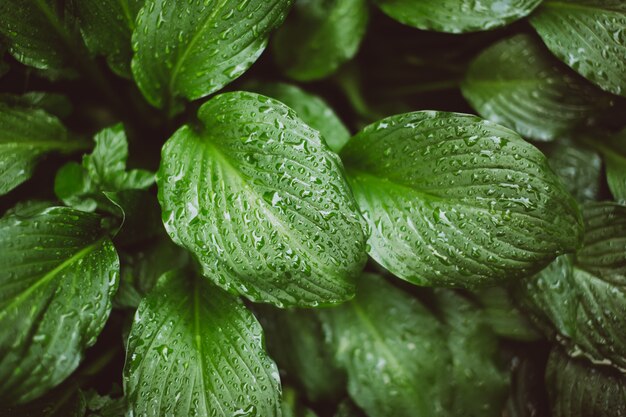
[1, 0, 626, 416]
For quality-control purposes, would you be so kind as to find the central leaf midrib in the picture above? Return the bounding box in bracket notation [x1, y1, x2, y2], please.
[0, 239, 104, 319]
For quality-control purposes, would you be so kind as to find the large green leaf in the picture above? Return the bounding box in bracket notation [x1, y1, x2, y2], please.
[0, 103, 87, 195]
[272, 0, 369, 81]
[75, 0, 143, 77]
[340, 111, 582, 288]
[320, 274, 453, 417]
[157, 92, 366, 307]
[245, 82, 351, 153]
[584, 129, 626, 202]
[547, 141, 602, 203]
[131, 0, 293, 109]
[530, 0, 626, 97]
[516, 202, 626, 368]
[123, 269, 281, 417]
[0, 206, 119, 404]
[0, 0, 79, 72]
[462, 34, 613, 141]
[256, 306, 345, 402]
[546, 348, 626, 417]
[372, 0, 542, 33]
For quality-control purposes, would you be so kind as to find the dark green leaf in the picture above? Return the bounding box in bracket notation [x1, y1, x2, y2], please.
[546, 348, 626, 417]
[0, 103, 87, 195]
[256, 305, 345, 402]
[333, 399, 367, 417]
[372, 0, 542, 33]
[131, 0, 293, 109]
[319, 273, 453, 417]
[245, 82, 351, 153]
[124, 269, 282, 417]
[0, 92, 73, 118]
[83, 390, 127, 417]
[0, 206, 119, 404]
[0, 383, 86, 417]
[505, 356, 550, 417]
[340, 111, 583, 288]
[281, 387, 319, 417]
[76, 0, 143, 77]
[530, 0, 626, 97]
[516, 202, 626, 369]
[462, 34, 613, 141]
[103, 189, 162, 246]
[585, 129, 626, 202]
[157, 92, 366, 307]
[547, 141, 602, 203]
[0, 0, 78, 73]
[272, 0, 369, 81]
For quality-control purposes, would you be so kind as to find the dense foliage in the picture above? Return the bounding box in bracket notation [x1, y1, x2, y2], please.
[1, 0, 625, 416]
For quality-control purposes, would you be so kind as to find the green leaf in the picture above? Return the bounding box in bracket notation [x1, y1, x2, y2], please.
[123, 269, 282, 417]
[271, 0, 369, 81]
[547, 141, 602, 203]
[281, 386, 319, 417]
[472, 286, 541, 341]
[0, 103, 87, 196]
[584, 129, 626, 202]
[434, 290, 509, 417]
[103, 189, 163, 246]
[0, 383, 86, 417]
[115, 236, 189, 309]
[245, 82, 351, 153]
[0, 206, 119, 404]
[0, 0, 78, 73]
[340, 111, 583, 288]
[75, 0, 143, 77]
[530, 0, 626, 97]
[319, 273, 453, 417]
[131, 0, 293, 109]
[0, 92, 73, 118]
[333, 399, 367, 417]
[516, 202, 626, 369]
[371, 0, 542, 33]
[546, 348, 626, 417]
[157, 91, 366, 307]
[461, 34, 613, 141]
[55, 124, 154, 211]
[256, 305, 345, 402]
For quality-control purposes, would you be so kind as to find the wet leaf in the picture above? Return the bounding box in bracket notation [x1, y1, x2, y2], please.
[340, 111, 583, 288]
[124, 269, 281, 417]
[157, 91, 366, 307]
[0, 206, 119, 404]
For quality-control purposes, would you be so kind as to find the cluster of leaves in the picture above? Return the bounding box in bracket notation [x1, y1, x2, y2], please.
[1, 0, 626, 416]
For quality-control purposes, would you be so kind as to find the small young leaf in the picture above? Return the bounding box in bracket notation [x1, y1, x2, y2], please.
[75, 0, 144, 77]
[0, 103, 87, 195]
[371, 0, 542, 33]
[272, 0, 369, 81]
[256, 306, 345, 402]
[516, 202, 626, 368]
[245, 82, 351, 153]
[0, 206, 119, 404]
[546, 348, 626, 417]
[0, 0, 78, 73]
[530, 0, 626, 97]
[131, 0, 293, 109]
[340, 111, 583, 288]
[462, 34, 613, 141]
[319, 273, 453, 417]
[123, 269, 282, 417]
[157, 91, 366, 307]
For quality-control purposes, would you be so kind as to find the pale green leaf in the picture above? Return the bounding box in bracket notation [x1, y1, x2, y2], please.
[0, 206, 119, 404]
[131, 0, 293, 109]
[157, 91, 366, 307]
[530, 0, 626, 97]
[76, 0, 143, 77]
[516, 202, 626, 369]
[340, 111, 583, 288]
[272, 0, 369, 81]
[245, 82, 351, 153]
[546, 348, 626, 417]
[462, 34, 613, 141]
[123, 269, 281, 417]
[372, 0, 542, 33]
[0, 103, 87, 195]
